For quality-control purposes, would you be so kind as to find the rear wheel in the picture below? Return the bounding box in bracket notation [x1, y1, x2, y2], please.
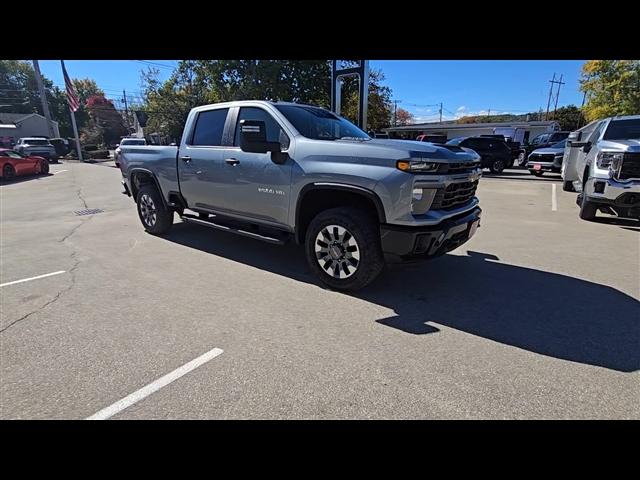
[489, 159, 505, 173]
[517, 151, 527, 167]
[305, 207, 384, 292]
[2, 163, 15, 179]
[136, 185, 173, 234]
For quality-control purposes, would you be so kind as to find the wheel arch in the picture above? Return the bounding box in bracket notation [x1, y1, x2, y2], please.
[129, 168, 167, 207]
[294, 183, 385, 244]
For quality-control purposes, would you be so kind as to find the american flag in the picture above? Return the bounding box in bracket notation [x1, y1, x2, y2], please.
[60, 60, 80, 112]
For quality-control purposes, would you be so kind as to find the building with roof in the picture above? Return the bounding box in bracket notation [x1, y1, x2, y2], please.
[0, 113, 60, 147]
[383, 120, 561, 144]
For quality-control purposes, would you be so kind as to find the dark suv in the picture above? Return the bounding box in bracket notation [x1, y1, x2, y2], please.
[446, 136, 512, 173]
[521, 131, 570, 165]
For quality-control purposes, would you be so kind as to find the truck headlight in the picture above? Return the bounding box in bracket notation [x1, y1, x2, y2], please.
[397, 159, 440, 173]
[597, 152, 623, 169]
[411, 187, 437, 215]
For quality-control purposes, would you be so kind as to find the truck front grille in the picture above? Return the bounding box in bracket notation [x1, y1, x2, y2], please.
[528, 153, 555, 163]
[431, 180, 478, 210]
[618, 153, 640, 180]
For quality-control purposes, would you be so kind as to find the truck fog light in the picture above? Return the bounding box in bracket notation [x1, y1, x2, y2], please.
[411, 188, 436, 215]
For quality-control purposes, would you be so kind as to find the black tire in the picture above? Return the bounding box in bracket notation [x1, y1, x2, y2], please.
[562, 180, 575, 192]
[305, 207, 384, 292]
[3, 163, 15, 179]
[40, 160, 49, 175]
[136, 185, 173, 234]
[578, 193, 598, 221]
[517, 151, 527, 167]
[489, 159, 505, 173]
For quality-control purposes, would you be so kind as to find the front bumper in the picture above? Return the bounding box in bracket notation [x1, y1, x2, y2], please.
[584, 176, 640, 207]
[528, 161, 561, 173]
[380, 207, 481, 262]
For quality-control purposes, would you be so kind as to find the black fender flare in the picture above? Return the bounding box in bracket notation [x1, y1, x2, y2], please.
[129, 168, 168, 208]
[295, 182, 386, 243]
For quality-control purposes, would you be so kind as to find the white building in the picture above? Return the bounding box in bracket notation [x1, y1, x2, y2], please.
[0, 113, 60, 145]
[384, 120, 561, 144]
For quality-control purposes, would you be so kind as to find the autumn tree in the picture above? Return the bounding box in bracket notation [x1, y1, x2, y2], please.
[394, 107, 414, 126]
[580, 60, 640, 121]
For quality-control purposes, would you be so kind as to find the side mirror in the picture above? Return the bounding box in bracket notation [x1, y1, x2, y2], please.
[239, 120, 281, 155]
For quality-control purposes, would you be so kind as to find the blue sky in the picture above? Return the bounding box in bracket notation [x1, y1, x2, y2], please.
[39, 60, 586, 121]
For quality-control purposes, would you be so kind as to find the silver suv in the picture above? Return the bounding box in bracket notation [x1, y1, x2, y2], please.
[14, 137, 58, 162]
[562, 115, 640, 221]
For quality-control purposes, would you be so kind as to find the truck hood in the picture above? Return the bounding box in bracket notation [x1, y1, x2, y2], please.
[531, 146, 564, 155]
[598, 139, 640, 152]
[337, 138, 480, 162]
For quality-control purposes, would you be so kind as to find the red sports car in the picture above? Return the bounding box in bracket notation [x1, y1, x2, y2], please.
[0, 148, 50, 179]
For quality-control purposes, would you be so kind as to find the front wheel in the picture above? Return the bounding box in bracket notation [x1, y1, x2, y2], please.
[136, 185, 174, 234]
[578, 193, 598, 221]
[3, 163, 16, 179]
[489, 159, 505, 173]
[305, 207, 384, 292]
[39, 160, 49, 175]
[517, 151, 527, 167]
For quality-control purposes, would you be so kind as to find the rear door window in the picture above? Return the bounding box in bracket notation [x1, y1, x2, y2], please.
[191, 108, 230, 146]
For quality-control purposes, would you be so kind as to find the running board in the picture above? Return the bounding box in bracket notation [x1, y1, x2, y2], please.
[181, 214, 286, 245]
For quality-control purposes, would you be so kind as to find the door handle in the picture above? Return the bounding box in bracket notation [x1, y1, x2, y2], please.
[181, 156, 192, 163]
[225, 158, 240, 166]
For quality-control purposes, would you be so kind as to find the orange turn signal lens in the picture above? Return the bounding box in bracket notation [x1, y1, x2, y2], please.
[397, 161, 411, 171]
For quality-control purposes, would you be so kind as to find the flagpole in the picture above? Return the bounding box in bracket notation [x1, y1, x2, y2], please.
[69, 104, 83, 162]
[60, 60, 83, 162]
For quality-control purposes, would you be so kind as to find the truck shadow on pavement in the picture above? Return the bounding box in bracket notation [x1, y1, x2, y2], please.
[0, 173, 53, 185]
[163, 224, 640, 373]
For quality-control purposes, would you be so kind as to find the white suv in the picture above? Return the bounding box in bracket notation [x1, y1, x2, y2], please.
[114, 138, 147, 167]
[562, 115, 640, 221]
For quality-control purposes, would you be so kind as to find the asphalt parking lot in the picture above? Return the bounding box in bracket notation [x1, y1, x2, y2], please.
[1, 161, 639, 419]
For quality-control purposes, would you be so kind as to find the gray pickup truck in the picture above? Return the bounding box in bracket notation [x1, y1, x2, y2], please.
[120, 101, 483, 291]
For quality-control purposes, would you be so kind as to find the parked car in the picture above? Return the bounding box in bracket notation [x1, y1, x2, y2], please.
[14, 137, 58, 162]
[119, 101, 483, 291]
[114, 137, 147, 167]
[562, 115, 640, 221]
[520, 131, 570, 166]
[0, 148, 50, 179]
[48, 138, 71, 158]
[446, 136, 512, 173]
[479, 134, 523, 168]
[416, 134, 448, 143]
[526, 139, 567, 176]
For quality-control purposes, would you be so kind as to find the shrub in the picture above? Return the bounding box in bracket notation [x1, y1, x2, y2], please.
[88, 150, 109, 159]
[84, 144, 98, 151]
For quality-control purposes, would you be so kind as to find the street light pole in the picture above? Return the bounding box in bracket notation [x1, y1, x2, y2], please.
[32, 60, 55, 138]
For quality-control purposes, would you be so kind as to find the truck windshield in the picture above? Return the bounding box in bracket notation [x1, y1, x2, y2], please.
[275, 105, 370, 141]
[603, 119, 640, 140]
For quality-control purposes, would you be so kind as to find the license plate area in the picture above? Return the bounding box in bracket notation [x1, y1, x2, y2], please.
[533, 164, 541, 170]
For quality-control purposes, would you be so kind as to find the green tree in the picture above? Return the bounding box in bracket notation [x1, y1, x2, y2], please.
[340, 69, 393, 131]
[580, 60, 640, 121]
[140, 60, 394, 136]
[548, 105, 585, 131]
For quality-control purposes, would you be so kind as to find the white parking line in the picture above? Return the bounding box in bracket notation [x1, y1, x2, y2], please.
[551, 183, 558, 211]
[52, 170, 68, 175]
[86, 347, 224, 420]
[0, 270, 66, 288]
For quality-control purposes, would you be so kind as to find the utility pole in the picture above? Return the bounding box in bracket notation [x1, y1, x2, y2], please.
[577, 90, 587, 129]
[32, 60, 55, 138]
[545, 73, 556, 121]
[439, 102, 443, 123]
[393, 99, 402, 127]
[552, 74, 565, 120]
[122, 89, 130, 131]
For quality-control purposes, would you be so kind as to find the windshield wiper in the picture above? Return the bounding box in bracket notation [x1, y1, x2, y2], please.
[338, 136, 371, 141]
